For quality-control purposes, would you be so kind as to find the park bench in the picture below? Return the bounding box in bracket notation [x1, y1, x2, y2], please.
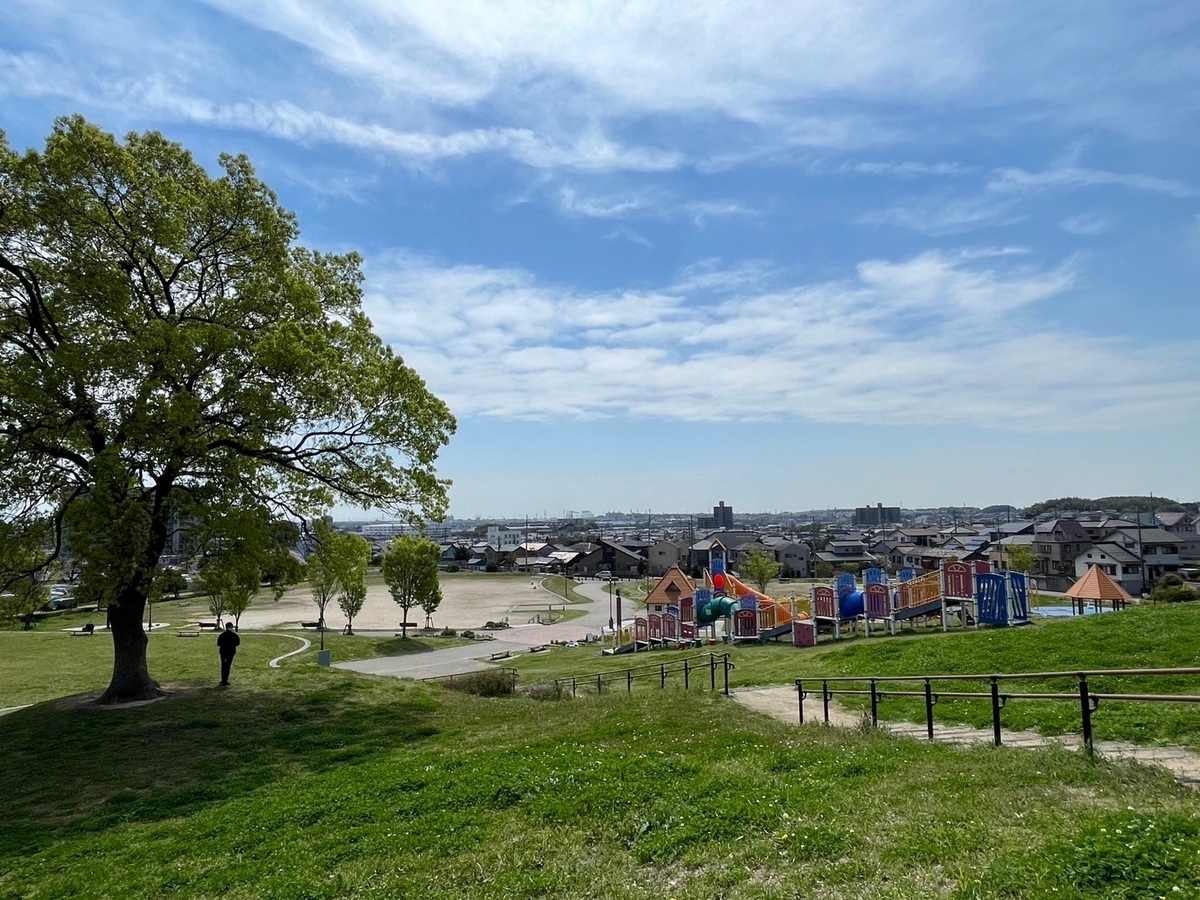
[527, 644, 549, 654]
[69, 624, 95, 636]
[300, 621, 323, 629]
[198, 621, 219, 630]
[177, 630, 201, 638]
[489, 650, 511, 661]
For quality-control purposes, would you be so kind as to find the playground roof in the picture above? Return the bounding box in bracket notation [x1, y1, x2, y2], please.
[1066, 565, 1132, 601]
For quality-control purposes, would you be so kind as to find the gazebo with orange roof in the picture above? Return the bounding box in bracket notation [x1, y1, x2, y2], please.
[1065, 564, 1132, 615]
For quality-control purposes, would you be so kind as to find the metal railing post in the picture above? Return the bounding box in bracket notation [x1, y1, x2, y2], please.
[796, 679, 804, 724]
[572, 676, 576, 697]
[723, 654, 731, 696]
[924, 678, 934, 741]
[627, 668, 632, 693]
[684, 658, 690, 690]
[990, 676, 1002, 746]
[1079, 675, 1094, 755]
[822, 679, 830, 724]
[597, 673, 602, 695]
[870, 679, 878, 727]
[710, 653, 716, 691]
[660, 663, 666, 688]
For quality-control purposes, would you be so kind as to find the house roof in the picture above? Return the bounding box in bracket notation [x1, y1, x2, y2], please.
[1066, 565, 1132, 601]
[1074, 542, 1140, 564]
[646, 565, 695, 606]
[1111, 527, 1186, 545]
[815, 551, 878, 564]
[1157, 511, 1193, 528]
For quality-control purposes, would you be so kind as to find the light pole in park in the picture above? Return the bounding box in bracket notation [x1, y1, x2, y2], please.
[608, 577, 615, 630]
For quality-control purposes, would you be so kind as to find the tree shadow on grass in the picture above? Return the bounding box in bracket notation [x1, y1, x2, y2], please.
[0, 673, 438, 864]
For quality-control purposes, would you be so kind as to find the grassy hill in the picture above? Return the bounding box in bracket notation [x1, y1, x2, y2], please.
[2, 606, 1200, 898]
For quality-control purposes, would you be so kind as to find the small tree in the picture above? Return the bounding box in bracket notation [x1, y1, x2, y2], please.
[741, 547, 782, 594]
[306, 520, 348, 629]
[335, 534, 372, 634]
[155, 569, 188, 602]
[199, 563, 229, 626]
[1005, 544, 1036, 575]
[814, 561, 834, 580]
[382, 535, 441, 638]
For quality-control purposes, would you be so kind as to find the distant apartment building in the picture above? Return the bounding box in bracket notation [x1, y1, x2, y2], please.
[361, 521, 456, 541]
[854, 503, 902, 527]
[486, 525, 523, 547]
[698, 501, 735, 530]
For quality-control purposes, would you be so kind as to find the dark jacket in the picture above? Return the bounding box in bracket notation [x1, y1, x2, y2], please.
[217, 630, 241, 658]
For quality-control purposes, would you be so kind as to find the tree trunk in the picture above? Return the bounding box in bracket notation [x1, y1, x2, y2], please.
[98, 590, 164, 704]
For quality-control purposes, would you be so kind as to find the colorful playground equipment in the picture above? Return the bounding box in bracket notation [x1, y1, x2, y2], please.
[616, 556, 809, 652]
[806, 561, 1030, 645]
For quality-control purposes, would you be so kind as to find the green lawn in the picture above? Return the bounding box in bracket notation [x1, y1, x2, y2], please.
[508, 603, 1200, 750]
[2, 666, 1199, 899]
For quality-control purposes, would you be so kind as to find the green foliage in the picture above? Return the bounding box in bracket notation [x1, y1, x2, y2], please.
[382, 535, 442, 637]
[1151, 574, 1198, 604]
[1023, 495, 1186, 516]
[0, 521, 51, 628]
[740, 547, 782, 594]
[152, 568, 188, 602]
[1004, 542, 1036, 574]
[198, 554, 259, 627]
[814, 561, 834, 579]
[0, 117, 454, 699]
[334, 532, 372, 633]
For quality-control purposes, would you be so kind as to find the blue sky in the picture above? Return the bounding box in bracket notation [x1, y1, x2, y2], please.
[3, 1, 1199, 517]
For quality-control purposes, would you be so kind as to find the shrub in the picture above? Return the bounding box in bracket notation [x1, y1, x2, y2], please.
[485, 563, 499, 573]
[441, 669, 515, 697]
[444, 563, 459, 573]
[1150, 575, 1198, 603]
[522, 683, 568, 701]
[440, 627, 457, 637]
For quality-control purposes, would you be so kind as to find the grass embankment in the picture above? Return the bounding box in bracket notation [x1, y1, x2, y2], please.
[2, 665, 1199, 899]
[508, 603, 1200, 750]
[539, 575, 592, 605]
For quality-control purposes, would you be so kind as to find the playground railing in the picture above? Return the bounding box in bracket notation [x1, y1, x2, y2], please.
[533, 652, 734, 697]
[792, 667, 1200, 754]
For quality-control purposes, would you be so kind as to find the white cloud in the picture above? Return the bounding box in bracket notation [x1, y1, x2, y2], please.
[362, 249, 1200, 431]
[842, 160, 976, 178]
[1060, 211, 1116, 236]
[988, 167, 1200, 199]
[859, 194, 1024, 235]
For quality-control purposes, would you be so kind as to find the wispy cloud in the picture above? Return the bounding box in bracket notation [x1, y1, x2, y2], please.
[362, 249, 1199, 430]
[1060, 211, 1116, 236]
[988, 166, 1200, 199]
[859, 194, 1023, 235]
[842, 160, 977, 178]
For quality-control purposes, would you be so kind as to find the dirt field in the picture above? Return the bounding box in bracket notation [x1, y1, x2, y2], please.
[232, 574, 569, 632]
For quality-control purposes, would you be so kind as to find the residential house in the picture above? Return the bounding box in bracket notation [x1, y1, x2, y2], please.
[647, 539, 688, 577]
[760, 537, 813, 578]
[646, 566, 695, 615]
[1031, 518, 1093, 591]
[1072, 543, 1144, 596]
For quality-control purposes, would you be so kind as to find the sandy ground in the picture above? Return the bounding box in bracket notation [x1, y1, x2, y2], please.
[231, 575, 563, 632]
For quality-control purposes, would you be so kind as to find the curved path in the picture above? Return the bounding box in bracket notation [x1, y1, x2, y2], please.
[266, 633, 311, 668]
[733, 684, 1200, 786]
[332, 578, 629, 681]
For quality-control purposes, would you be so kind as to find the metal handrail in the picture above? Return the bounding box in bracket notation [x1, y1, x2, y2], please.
[533, 652, 735, 696]
[793, 666, 1200, 752]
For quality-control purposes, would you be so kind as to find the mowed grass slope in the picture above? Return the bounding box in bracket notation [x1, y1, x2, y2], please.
[2, 667, 1199, 900]
[509, 603, 1200, 749]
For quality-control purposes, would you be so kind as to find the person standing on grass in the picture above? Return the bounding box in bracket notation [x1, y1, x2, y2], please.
[217, 622, 240, 686]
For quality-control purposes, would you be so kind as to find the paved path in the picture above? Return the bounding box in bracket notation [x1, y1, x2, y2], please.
[732, 684, 1200, 786]
[331, 577, 629, 681]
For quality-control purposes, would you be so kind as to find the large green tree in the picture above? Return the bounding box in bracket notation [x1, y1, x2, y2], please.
[381, 535, 441, 638]
[0, 118, 454, 702]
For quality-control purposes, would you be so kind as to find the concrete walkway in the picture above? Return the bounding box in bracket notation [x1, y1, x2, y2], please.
[732, 684, 1200, 786]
